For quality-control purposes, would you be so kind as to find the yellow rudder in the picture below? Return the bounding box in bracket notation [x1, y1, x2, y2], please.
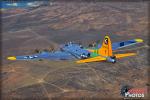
[98, 35, 113, 57]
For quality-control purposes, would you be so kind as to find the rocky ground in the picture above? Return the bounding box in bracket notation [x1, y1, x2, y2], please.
[1, 1, 149, 99]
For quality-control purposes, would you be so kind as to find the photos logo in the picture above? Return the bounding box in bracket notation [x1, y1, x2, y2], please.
[121, 86, 147, 98]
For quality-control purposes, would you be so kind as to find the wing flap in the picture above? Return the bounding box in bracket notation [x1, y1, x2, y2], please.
[115, 53, 136, 58]
[76, 56, 106, 63]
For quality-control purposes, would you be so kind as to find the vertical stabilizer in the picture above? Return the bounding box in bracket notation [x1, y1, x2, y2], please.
[98, 35, 113, 56]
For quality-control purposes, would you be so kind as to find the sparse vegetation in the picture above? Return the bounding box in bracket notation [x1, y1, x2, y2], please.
[2, 1, 148, 99]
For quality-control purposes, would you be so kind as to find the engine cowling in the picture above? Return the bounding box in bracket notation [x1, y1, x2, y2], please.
[81, 53, 90, 59]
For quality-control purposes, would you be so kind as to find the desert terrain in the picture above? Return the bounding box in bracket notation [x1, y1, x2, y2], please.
[1, 1, 149, 99]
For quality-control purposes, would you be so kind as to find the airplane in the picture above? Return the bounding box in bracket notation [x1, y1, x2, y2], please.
[7, 35, 143, 63]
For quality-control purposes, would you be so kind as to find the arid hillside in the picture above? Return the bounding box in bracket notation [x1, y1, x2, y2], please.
[1, 1, 149, 99]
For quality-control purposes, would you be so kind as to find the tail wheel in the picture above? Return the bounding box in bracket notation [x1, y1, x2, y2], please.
[111, 56, 116, 63]
[113, 59, 116, 63]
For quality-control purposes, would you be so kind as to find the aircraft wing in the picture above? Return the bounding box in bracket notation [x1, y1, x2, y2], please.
[7, 51, 76, 60]
[89, 39, 143, 51]
[112, 39, 143, 50]
[76, 56, 106, 63]
[7, 43, 91, 61]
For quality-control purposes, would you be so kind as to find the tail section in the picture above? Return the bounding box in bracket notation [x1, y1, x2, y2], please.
[98, 35, 113, 56]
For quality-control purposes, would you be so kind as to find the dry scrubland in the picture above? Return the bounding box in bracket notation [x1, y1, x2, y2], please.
[1, 2, 149, 99]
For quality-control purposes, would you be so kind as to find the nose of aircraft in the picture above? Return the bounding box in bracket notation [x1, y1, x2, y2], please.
[7, 56, 16, 60]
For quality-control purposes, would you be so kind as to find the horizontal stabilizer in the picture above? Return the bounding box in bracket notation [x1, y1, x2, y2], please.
[76, 56, 106, 63]
[115, 53, 136, 58]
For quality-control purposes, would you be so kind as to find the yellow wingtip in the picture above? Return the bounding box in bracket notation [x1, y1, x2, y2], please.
[7, 56, 16, 60]
[135, 39, 143, 42]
